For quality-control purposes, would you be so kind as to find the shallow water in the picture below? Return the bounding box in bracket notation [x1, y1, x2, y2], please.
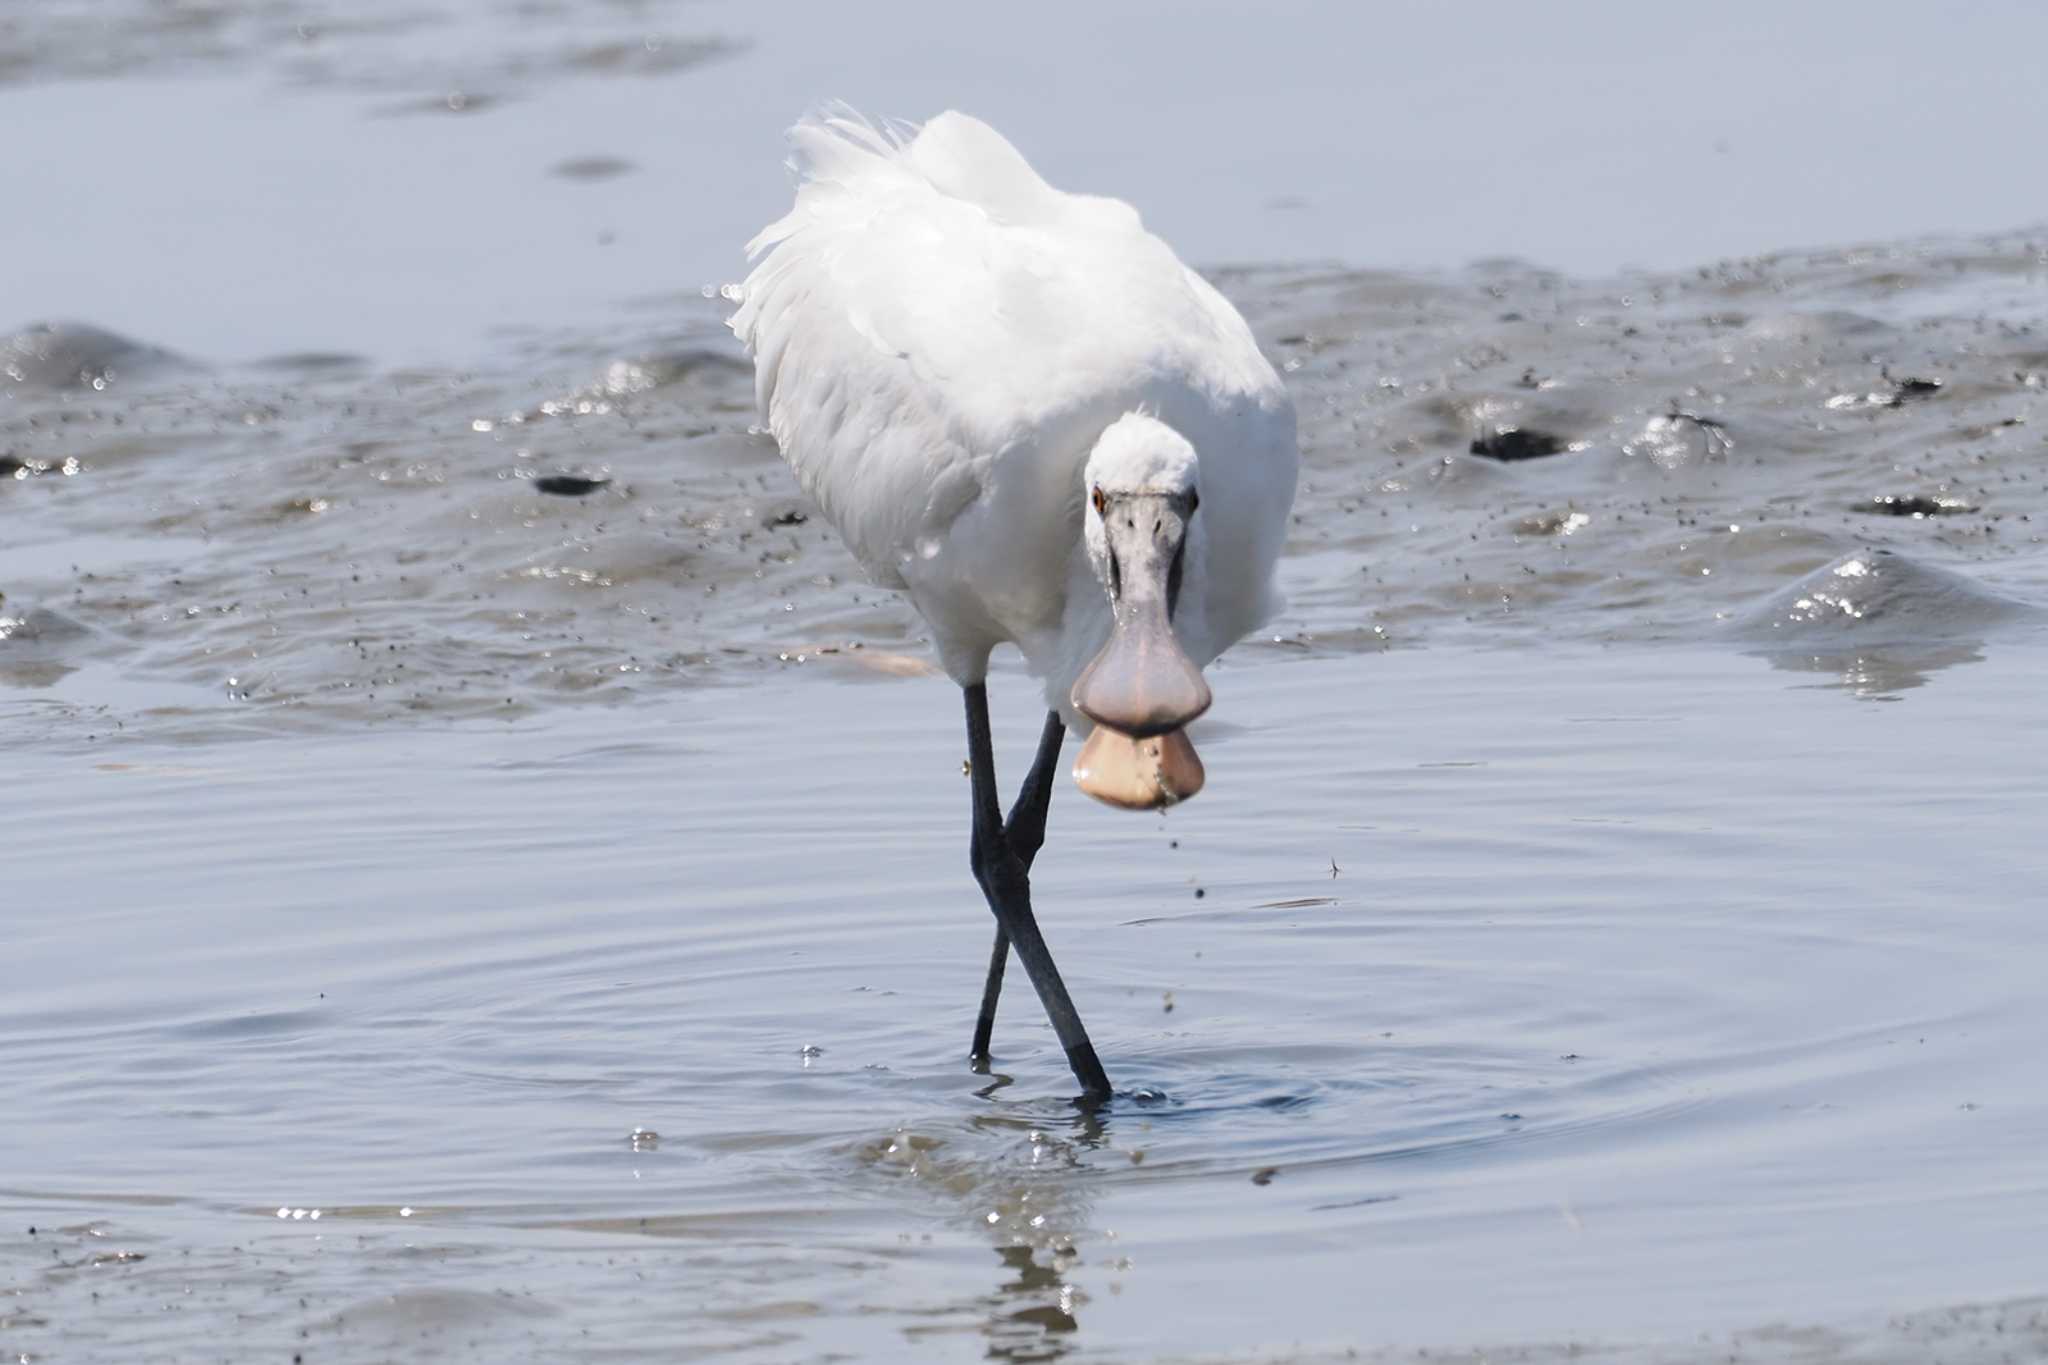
[8, 645, 2048, 1362]
[8, 2, 2048, 1360]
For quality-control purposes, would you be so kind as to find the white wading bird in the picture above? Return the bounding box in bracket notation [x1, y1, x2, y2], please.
[730, 108, 1298, 1096]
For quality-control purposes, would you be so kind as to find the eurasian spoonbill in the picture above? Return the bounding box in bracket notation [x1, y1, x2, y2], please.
[730, 108, 1298, 1096]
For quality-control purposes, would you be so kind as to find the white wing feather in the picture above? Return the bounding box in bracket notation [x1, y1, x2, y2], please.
[730, 108, 1294, 686]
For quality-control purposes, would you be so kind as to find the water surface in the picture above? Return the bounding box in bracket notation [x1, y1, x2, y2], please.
[6, 4, 2048, 1359]
[7, 643, 2048, 1361]
[6, 0, 2048, 361]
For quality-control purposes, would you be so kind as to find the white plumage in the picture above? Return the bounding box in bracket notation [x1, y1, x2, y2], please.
[729, 107, 1297, 724]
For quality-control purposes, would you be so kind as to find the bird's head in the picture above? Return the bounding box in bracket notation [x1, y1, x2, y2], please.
[1070, 413, 1211, 810]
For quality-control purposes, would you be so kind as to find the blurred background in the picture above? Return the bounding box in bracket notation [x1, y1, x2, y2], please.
[6, 0, 2045, 362]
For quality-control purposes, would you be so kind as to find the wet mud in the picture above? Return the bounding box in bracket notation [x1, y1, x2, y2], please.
[5, 230, 2045, 742]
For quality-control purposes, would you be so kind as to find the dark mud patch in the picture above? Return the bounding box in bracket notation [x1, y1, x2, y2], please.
[1469, 427, 1569, 462]
[1885, 373, 1945, 404]
[531, 474, 612, 497]
[1859, 493, 1974, 517]
[372, 89, 507, 118]
[1826, 372, 1948, 411]
[558, 35, 736, 78]
[550, 155, 638, 182]
[0, 455, 82, 481]
[250, 351, 371, 374]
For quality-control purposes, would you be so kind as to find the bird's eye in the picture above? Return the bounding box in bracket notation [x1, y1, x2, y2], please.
[1091, 486, 1106, 515]
[1187, 489, 1200, 515]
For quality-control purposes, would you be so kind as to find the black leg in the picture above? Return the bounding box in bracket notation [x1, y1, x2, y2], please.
[970, 929, 1009, 1066]
[963, 685, 1112, 1097]
[971, 711, 1066, 1062]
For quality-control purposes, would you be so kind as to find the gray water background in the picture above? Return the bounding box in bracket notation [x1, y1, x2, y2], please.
[5, 3, 2048, 1361]
[7, 0, 2048, 362]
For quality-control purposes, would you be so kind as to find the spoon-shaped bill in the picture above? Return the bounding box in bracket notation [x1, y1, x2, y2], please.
[1072, 725, 1206, 810]
[1070, 601, 1212, 739]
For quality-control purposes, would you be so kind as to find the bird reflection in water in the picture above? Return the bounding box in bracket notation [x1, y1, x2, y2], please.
[966, 1092, 1111, 1360]
[984, 1242, 1084, 1360]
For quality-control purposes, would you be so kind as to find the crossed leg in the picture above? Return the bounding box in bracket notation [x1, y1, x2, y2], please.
[970, 710, 1067, 1063]
[962, 685, 1112, 1097]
